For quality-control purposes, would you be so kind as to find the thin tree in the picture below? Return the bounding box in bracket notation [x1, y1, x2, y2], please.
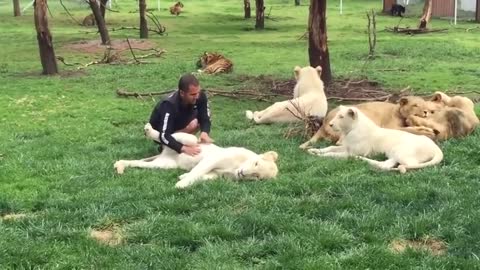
[418, 0, 432, 29]
[244, 0, 251, 19]
[139, 0, 148, 38]
[295, 0, 300, 6]
[87, 0, 110, 45]
[255, 0, 264, 29]
[13, 0, 21, 16]
[34, 0, 58, 74]
[308, 0, 332, 85]
[476, 0, 480, 22]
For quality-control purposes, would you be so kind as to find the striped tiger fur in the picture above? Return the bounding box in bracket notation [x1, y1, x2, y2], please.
[196, 52, 233, 75]
[169, 2, 184, 16]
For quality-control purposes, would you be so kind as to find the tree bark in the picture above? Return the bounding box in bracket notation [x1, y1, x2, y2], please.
[34, 0, 58, 75]
[255, 0, 264, 29]
[100, 0, 108, 18]
[476, 0, 480, 22]
[308, 0, 332, 85]
[13, 0, 21, 16]
[88, 0, 110, 45]
[418, 0, 432, 29]
[244, 0, 251, 19]
[295, 0, 300, 6]
[139, 0, 148, 38]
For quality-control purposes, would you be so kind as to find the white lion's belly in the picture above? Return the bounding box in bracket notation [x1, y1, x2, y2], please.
[175, 144, 222, 170]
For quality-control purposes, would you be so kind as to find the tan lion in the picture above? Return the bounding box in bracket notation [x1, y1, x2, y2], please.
[169, 1, 184, 15]
[299, 96, 440, 149]
[405, 91, 479, 141]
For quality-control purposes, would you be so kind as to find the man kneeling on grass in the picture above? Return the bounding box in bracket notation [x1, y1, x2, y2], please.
[148, 73, 213, 156]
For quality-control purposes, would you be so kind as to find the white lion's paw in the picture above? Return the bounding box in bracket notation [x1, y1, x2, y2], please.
[144, 122, 152, 133]
[144, 123, 156, 139]
[245, 110, 254, 120]
[307, 148, 324, 156]
[114, 161, 125, 174]
[178, 173, 189, 180]
[299, 142, 311, 149]
[175, 179, 193, 189]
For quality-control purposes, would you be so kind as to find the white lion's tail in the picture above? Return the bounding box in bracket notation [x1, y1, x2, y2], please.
[397, 146, 443, 173]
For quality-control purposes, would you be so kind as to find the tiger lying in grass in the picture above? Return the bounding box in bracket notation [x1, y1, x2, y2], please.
[196, 52, 233, 75]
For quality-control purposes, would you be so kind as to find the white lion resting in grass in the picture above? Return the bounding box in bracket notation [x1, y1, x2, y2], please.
[308, 106, 443, 173]
[114, 124, 279, 189]
[245, 65, 327, 124]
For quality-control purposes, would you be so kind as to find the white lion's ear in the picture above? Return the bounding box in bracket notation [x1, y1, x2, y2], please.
[315, 65, 322, 76]
[293, 66, 301, 79]
[347, 108, 357, 119]
[262, 151, 278, 162]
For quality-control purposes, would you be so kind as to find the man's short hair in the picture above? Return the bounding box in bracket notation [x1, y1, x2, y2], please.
[178, 73, 199, 92]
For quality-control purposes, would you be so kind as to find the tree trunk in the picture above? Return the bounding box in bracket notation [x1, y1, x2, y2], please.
[418, 0, 432, 29]
[34, 0, 58, 75]
[244, 0, 251, 19]
[139, 0, 148, 38]
[295, 0, 300, 6]
[100, 0, 108, 18]
[13, 0, 21, 16]
[255, 0, 264, 29]
[476, 0, 480, 22]
[308, 0, 332, 85]
[88, 0, 110, 45]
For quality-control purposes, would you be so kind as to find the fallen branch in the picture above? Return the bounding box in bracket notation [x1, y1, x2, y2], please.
[115, 88, 284, 101]
[265, 6, 277, 21]
[117, 88, 174, 98]
[57, 45, 166, 69]
[110, 26, 166, 35]
[283, 100, 322, 139]
[126, 37, 140, 63]
[146, 11, 167, 34]
[297, 31, 307, 40]
[56, 56, 81, 66]
[465, 26, 480, 32]
[385, 27, 448, 35]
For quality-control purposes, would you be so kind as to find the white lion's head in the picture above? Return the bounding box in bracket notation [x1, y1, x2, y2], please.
[329, 105, 359, 133]
[235, 151, 279, 180]
[292, 65, 324, 98]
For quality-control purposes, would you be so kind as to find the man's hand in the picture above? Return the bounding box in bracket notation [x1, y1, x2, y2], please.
[181, 145, 201, 156]
[199, 132, 213, 144]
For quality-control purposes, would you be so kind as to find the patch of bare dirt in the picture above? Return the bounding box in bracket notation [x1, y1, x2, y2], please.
[64, 39, 156, 54]
[227, 74, 413, 103]
[90, 228, 123, 246]
[389, 237, 447, 256]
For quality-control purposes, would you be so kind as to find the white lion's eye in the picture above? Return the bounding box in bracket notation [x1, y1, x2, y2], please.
[339, 115, 344, 119]
[255, 162, 258, 166]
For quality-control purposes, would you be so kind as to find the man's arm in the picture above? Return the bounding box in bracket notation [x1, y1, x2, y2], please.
[197, 91, 211, 133]
[149, 102, 184, 153]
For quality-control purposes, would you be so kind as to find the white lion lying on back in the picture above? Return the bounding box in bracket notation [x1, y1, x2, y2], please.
[245, 65, 328, 124]
[308, 106, 443, 173]
[114, 124, 279, 189]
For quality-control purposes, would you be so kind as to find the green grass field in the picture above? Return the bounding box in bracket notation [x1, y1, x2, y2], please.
[1, 0, 480, 268]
